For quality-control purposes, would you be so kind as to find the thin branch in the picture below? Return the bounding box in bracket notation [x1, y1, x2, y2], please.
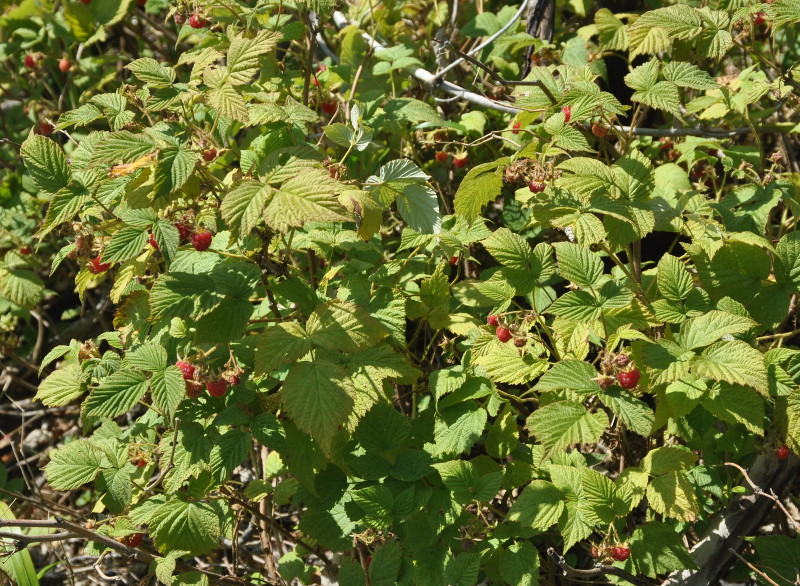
[726, 547, 781, 586]
[141, 417, 181, 497]
[725, 461, 800, 533]
[432, 0, 530, 80]
[546, 547, 657, 586]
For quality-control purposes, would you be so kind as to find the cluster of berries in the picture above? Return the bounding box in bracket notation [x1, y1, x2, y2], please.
[176, 359, 240, 399]
[487, 314, 527, 348]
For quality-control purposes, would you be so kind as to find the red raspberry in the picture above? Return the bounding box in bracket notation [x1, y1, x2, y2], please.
[529, 180, 546, 193]
[487, 314, 499, 326]
[19, 245, 32, 255]
[202, 148, 217, 162]
[176, 360, 195, 380]
[591, 123, 607, 138]
[206, 378, 228, 397]
[312, 75, 320, 86]
[138, 0, 147, 6]
[190, 230, 212, 251]
[124, 533, 143, 548]
[136, 458, 147, 467]
[658, 137, 672, 150]
[175, 223, 192, 241]
[317, 63, 327, 72]
[496, 326, 512, 343]
[435, 151, 449, 163]
[511, 121, 521, 134]
[562, 106, 571, 122]
[59, 59, 71, 73]
[185, 379, 204, 399]
[188, 14, 206, 28]
[320, 101, 337, 115]
[38, 122, 54, 135]
[617, 368, 640, 389]
[174, 13, 186, 25]
[513, 337, 526, 347]
[453, 154, 468, 168]
[449, 256, 458, 266]
[777, 445, 790, 460]
[753, 12, 766, 26]
[611, 546, 630, 561]
[23, 55, 35, 69]
[79, 0, 91, 4]
[87, 256, 110, 274]
[148, 234, 159, 250]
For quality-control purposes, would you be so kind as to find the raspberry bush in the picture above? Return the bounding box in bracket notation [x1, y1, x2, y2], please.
[2, 0, 800, 584]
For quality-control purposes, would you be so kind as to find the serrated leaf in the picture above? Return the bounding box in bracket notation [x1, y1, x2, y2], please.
[692, 340, 768, 394]
[35, 363, 84, 406]
[151, 366, 185, 420]
[632, 5, 703, 40]
[102, 227, 147, 264]
[678, 310, 756, 350]
[657, 254, 693, 301]
[149, 497, 221, 555]
[552, 242, 603, 288]
[646, 471, 699, 522]
[154, 146, 196, 198]
[704, 382, 765, 434]
[482, 228, 533, 270]
[526, 401, 608, 455]
[126, 57, 176, 86]
[306, 299, 388, 353]
[253, 322, 312, 375]
[20, 134, 71, 195]
[396, 184, 441, 234]
[44, 440, 104, 490]
[535, 360, 601, 394]
[662, 62, 718, 90]
[772, 0, 800, 27]
[282, 360, 354, 452]
[264, 171, 350, 231]
[506, 480, 565, 530]
[453, 160, 505, 222]
[227, 30, 281, 85]
[84, 370, 148, 419]
[432, 401, 487, 457]
[204, 67, 248, 123]
[0, 267, 44, 309]
[632, 82, 681, 115]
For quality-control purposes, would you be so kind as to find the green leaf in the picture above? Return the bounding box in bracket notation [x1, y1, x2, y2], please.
[44, 439, 104, 490]
[355, 403, 410, 455]
[227, 30, 281, 85]
[433, 460, 502, 504]
[91, 130, 155, 164]
[264, 171, 350, 231]
[704, 382, 765, 434]
[485, 407, 519, 459]
[691, 340, 768, 394]
[657, 254, 694, 301]
[772, 0, 800, 27]
[499, 541, 540, 586]
[552, 242, 603, 288]
[150, 366, 185, 420]
[632, 82, 681, 115]
[221, 180, 268, 236]
[84, 370, 148, 419]
[749, 535, 800, 586]
[0, 267, 44, 309]
[253, 322, 312, 375]
[432, 401, 487, 457]
[204, 66, 248, 123]
[678, 310, 756, 350]
[126, 57, 176, 86]
[506, 480, 565, 530]
[662, 62, 718, 90]
[630, 523, 696, 578]
[154, 146, 196, 198]
[306, 299, 388, 353]
[38, 184, 89, 237]
[641, 446, 696, 476]
[775, 231, 800, 292]
[482, 228, 533, 270]
[526, 401, 608, 455]
[444, 552, 480, 586]
[351, 485, 394, 530]
[101, 227, 147, 264]
[535, 360, 601, 394]
[632, 5, 703, 40]
[369, 541, 403, 586]
[91, 94, 134, 131]
[598, 388, 655, 436]
[646, 470, 699, 522]
[35, 364, 84, 407]
[20, 133, 71, 195]
[453, 159, 506, 222]
[396, 184, 441, 234]
[149, 497, 221, 555]
[281, 360, 354, 452]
